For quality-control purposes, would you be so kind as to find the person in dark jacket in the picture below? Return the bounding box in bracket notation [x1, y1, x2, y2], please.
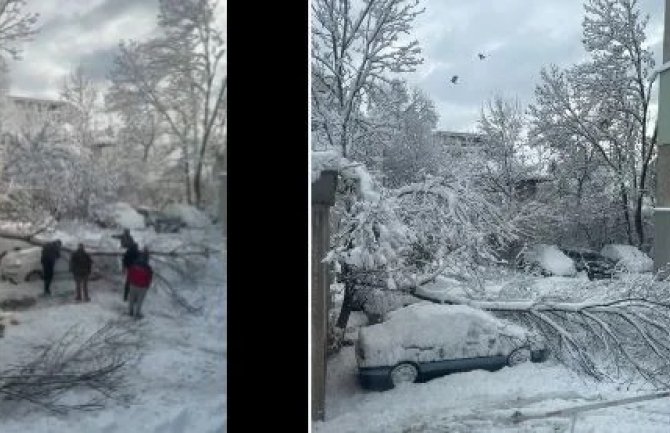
[127, 247, 153, 318]
[40, 240, 61, 295]
[118, 229, 134, 249]
[122, 239, 140, 301]
[70, 243, 93, 302]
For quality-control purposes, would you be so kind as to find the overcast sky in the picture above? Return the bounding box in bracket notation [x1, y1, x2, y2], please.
[6, 0, 159, 99]
[405, 0, 664, 132]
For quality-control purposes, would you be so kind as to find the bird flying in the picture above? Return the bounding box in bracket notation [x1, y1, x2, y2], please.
[478, 53, 486, 60]
[450, 75, 458, 84]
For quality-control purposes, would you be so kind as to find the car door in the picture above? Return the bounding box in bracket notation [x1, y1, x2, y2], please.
[432, 321, 507, 375]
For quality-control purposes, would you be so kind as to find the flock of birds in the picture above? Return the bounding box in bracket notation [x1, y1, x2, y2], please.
[450, 52, 487, 84]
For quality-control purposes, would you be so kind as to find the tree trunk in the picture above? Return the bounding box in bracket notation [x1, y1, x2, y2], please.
[193, 136, 206, 207]
[336, 282, 354, 329]
[635, 194, 645, 248]
[620, 185, 633, 245]
[183, 143, 192, 205]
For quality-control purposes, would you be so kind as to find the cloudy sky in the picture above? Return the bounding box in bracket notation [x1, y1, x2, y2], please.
[6, 0, 159, 99]
[7, 0, 226, 99]
[405, 0, 664, 132]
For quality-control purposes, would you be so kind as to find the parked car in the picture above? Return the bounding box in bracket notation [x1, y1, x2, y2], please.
[0, 246, 101, 284]
[355, 302, 548, 390]
[600, 244, 653, 273]
[560, 248, 617, 280]
[136, 207, 186, 233]
[1, 247, 68, 284]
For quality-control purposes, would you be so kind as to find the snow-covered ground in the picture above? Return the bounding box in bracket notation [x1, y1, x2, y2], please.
[316, 271, 670, 433]
[0, 225, 227, 433]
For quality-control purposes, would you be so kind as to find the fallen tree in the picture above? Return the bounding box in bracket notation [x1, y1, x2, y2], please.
[0, 227, 210, 314]
[0, 228, 213, 257]
[411, 273, 670, 387]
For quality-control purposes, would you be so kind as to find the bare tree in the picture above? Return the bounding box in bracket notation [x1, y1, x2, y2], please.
[108, 0, 226, 207]
[311, 0, 424, 158]
[0, 0, 38, 65]
[355, 80, 439, 187]
[529, 0, 656, 247]
[60, 65, 100, 149]
[479, 96, 529, 201]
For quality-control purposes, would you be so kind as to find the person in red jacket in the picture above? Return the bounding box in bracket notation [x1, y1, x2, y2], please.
[127, 248, 153, 319]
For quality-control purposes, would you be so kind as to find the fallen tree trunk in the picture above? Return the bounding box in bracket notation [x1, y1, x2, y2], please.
[510, 390, 670, 423]
[0, 229, 213, 257]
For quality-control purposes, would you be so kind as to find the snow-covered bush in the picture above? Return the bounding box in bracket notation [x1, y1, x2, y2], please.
[600, 244, 653, 273]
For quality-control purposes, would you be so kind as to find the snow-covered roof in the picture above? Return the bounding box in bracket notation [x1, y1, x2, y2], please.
[311, 150, 341, 183]
[311, 150, 380, 202]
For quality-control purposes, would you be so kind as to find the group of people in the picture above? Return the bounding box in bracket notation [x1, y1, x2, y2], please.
[39, 229, 154, 318]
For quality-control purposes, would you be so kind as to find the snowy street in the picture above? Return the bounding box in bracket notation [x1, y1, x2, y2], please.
[316, 272, 670, 433]
[0, 228, 227, 433]
[319, 339, 670, 433]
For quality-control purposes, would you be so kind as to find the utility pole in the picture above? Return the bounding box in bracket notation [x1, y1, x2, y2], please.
[654, 0, 670, 274]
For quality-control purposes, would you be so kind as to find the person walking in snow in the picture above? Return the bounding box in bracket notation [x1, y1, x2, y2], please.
[127, 248, 153, 319]
[40, 239, 62, 296]
[121, 233, 140, 302]
[70, 243, 93, 302]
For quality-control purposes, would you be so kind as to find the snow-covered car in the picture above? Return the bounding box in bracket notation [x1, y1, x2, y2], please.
[162, 203, 211, 228]
[91, 202, 146, 230]
[0, 246, 102, 284]
[600, 244, 653, 273]
[560, 248, 617, 280]
[518, 244, 576, 277]
[136, 207, 186, 233]
[0, 247, 69, 284]
[355, 302, 548, 390]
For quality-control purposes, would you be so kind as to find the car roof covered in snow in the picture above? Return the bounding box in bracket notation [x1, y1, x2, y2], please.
[358, 302, 531, 367]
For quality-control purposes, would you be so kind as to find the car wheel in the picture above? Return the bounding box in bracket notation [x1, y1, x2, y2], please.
[508, 347, 532, 367]
[389, 363, 418, 387]
[25, 270, 43, 282]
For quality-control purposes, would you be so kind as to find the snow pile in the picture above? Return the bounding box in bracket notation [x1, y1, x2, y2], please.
[523, 244, 576, 276]
[163, 203, 210, 228]
[600, 244, 653, 273]
[357, 302, 530, 368]
[320, 346, 626, 433]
